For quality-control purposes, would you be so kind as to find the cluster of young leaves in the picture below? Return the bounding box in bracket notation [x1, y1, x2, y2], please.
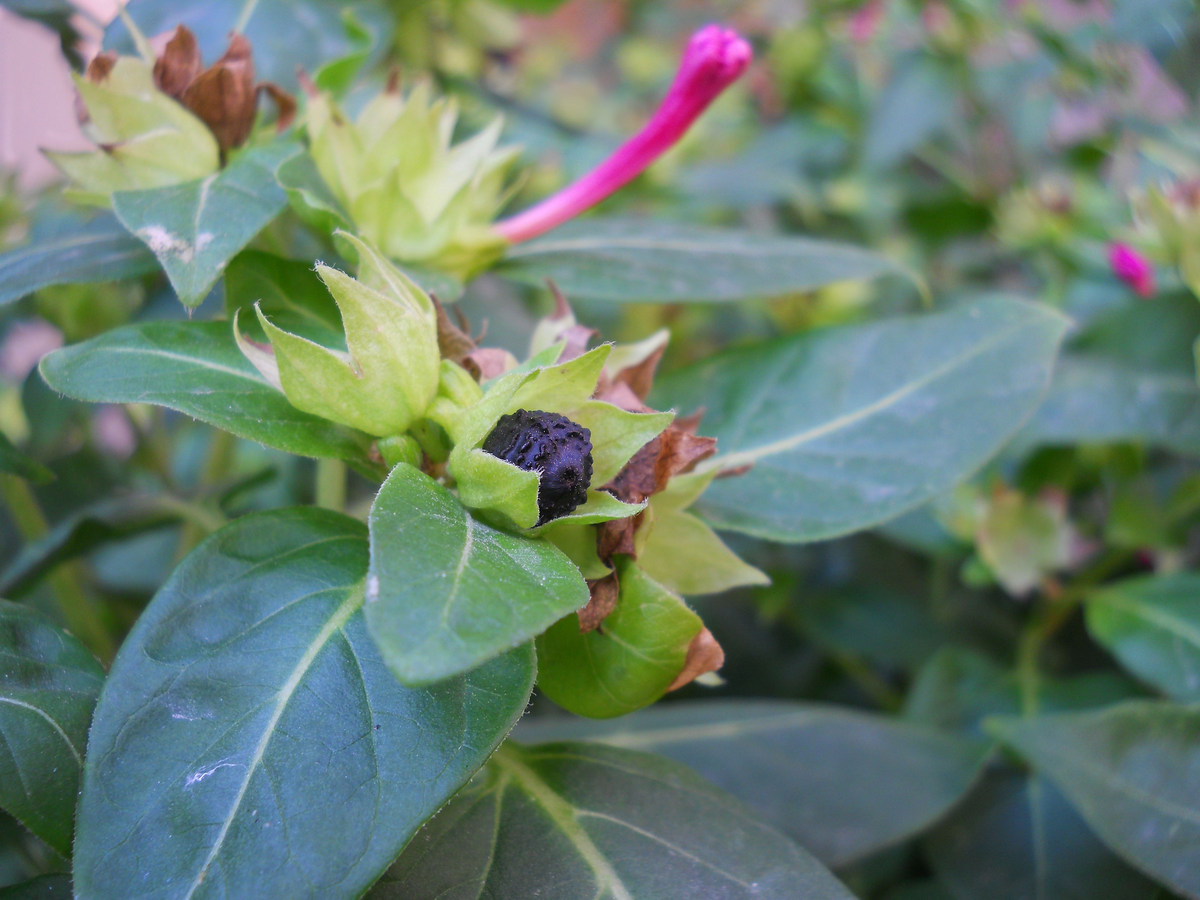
[1, 0, 1199, 897]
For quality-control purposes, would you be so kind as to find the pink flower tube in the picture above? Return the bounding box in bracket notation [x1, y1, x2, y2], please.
[495, 25, 753, 244]
[1108, 243, 1156, 297]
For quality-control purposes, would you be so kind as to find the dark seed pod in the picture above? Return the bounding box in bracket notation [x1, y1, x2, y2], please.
[481, 409, 593, 525]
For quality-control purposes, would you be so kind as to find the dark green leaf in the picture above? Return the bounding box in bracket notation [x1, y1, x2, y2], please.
[1087, 573, 1200, 701]
[924, 768, 1162, 900]
[1020, 357, 1200, 455]
[0, 214, 155, 307]
[0, 874, 73, 899]
[373, 741, 855, 899]
[224, 250, 344, 347]
[864, 56, 957, 168]
[74, 508, 535, 899]
[497, 218, 904, 303]
[0, 435, 52, 485]
[365, 464, 588, 684]
[38, 321, 373, 468]
[905, 647, 1145, 739]
[0, 495, 181, 597]
[653, 297, 1068, 542]
[112, 143, 297, 308]
[0, 601, 104, 857]
[517, 700, 986, 868]
[990, 702, 1200, 898]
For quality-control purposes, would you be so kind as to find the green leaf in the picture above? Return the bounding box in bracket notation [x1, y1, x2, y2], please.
[535, 559, 702, 719]
[112, 143, 297, 308]
[0, 434, 52, 485]
[989, 701, 1200, 899]
[636, 505, 769, 595]
[1021, 356, 1200, 454]
[653, 297, 1069, 542]
[517, 700, 986, 867]
[38, 321, 373, 468]
[0, 600, 104, 857]
[365, 464, 588, 684]
[0, 494, 181, 597]
[497, 218, 904, 303]
[372, 741, 856, 899]
[924, 769, 1163, 900]
[0, 874, 74, 899]
[1087, 574, 1200, 701]
[0, 214, 156, 307]
[864, 56, 956, 169]
[224, 250, 344, 347]
[74, 508, 534, 899]
[905, 647, 1143, 739]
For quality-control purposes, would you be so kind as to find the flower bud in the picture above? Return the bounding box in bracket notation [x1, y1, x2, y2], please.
[302, 81, 520, 278]
[235, 233, 440, 436]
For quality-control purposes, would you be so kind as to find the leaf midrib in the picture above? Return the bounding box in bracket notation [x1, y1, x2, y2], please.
[492, 746, 634, 900]
[712, 315, 1047, 470]
[182, 582, 363, 898]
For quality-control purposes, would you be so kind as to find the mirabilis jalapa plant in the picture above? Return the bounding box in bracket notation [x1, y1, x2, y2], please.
[236, 23, 762, 707]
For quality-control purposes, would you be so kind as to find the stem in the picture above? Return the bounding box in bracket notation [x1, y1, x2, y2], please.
[0, 476, 114, 662]
[233, 0, 261, 33]
[115, 3, 156, 65]
[174, 430, 235, 562]
[315, 459, 346, 512]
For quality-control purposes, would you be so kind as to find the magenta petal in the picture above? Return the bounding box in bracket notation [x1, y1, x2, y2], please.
[495, 25, 753, 244]
[1108, 242, 1156, 298]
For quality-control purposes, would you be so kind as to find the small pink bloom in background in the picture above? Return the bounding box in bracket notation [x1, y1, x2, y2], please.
[494, 24, 752, 244]
[92, 406, 138, 460]
[0, 320, 63, 382]
[848, 1, 886, 43]
[1108, 243, 1156, 297]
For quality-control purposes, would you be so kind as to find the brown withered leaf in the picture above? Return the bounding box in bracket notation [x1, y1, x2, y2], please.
[576, 573, 619, 633]
[181, 34, 257, 154]
[612, 341, 665, 401]
[541, 282, 595, 362]
[153, 26, 202, 99]
[77, 52, 118, 124]
[667, 628, 725, 691]
[258, 82, 296, 133]
[605, 426, 717, 507]
[595, 420, 716, 567]
[433, 295, 477, 362]
[85, 51, 118, 83]
[596, 515, 638, 567]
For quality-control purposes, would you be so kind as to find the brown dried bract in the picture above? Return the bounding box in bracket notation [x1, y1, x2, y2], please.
[667, 628, 725, 691]
[180, 33, 257, 153]
[577, 573, 619, 633]
[153, 26, 202, 99]
[433, 295, 477, 362]
[150, 27, 295, 156]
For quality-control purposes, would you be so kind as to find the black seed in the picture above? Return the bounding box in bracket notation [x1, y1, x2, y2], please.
[481, 409, 593, 525]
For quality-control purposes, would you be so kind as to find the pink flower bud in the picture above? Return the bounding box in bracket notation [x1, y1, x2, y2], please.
[494, 25, 752, 243]
[1108, 243, 1156, 297]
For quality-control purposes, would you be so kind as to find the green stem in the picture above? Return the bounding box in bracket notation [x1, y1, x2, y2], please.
[315, 459, 347, 513]
[233, 0, 261, 33]
[0, 476, 114, 662]
[174, 430, 235, 562]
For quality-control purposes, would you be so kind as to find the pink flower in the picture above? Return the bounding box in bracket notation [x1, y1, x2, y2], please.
[848, 1, 886, 43]
[1108, 243, 1156, 297]
[494, 25, 752, 244]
